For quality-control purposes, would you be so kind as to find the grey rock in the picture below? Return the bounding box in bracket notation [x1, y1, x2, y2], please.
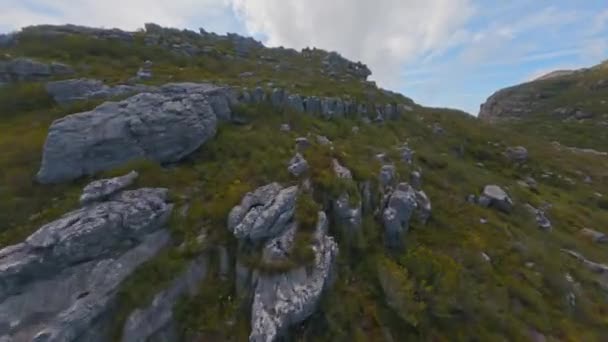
[37, 84, 220, 183]
[228, 184, 298, 242]
[331, 160, 361, 234]
[121, 256, 208, 342]
[382, 183, 418, 249]
[304, 97, 321, 114]
[217, 246, 230, 279]
[287, 153, 309, 177]
[524, 204, 552, 231]
[0, 186, 172, 341]
[397, 145, 414, 164]
[0, 58, 73, 83]
[360, 181, 373, 214]
[579, 228, 608, 243]
[261, 223, 297, 264]
[351, 126, 360, 134]
[286, 94, 304, 112]
[280, 124, 291, 132]
[379, 164, 396, 188]
[250, 212, 338, 342]
[466, 194, 477, 204]
[79, 171, 138, 205]
[505, 146, 528, 163]
[240, 72, 255, 78]
[479, 185, 513, 213]
[432, 123, 444, 135]
[332, 159, 352, 179]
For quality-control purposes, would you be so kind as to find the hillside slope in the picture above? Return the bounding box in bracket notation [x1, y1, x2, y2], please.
[0, 24, 607, 341]
[479, 61, 608, 150]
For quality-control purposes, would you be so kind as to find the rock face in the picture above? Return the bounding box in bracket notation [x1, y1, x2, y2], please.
[227, 183, 298, 242]
[0, 182, 173, 341]
[0, 58, 73, 84]
[45, 79, 153, 105]
[37, 83, 225, 183]
[249, 212, 338, 342]
[121, 255, 208, 342]
[237, 87, 412, 121]
[579, 228, 608, 243]
[478, 185, 513, 213]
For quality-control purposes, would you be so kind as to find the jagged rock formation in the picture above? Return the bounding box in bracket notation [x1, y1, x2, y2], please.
[227, 184, 338, 341]
[0, 58, 73, 85]
[37, 83, 229, 183]
[381, 183, 418, 249]
[249, 212, 338, 342]
[228, 183, 298, 242]
[0, 182, 173, 341]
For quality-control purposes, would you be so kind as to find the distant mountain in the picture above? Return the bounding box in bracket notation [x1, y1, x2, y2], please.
[479, 60, 608, 150]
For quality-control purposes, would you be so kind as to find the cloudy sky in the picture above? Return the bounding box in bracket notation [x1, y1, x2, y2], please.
[1, 0, 607, 114]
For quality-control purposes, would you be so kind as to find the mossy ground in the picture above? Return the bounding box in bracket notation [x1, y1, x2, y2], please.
[1, 32, 608, 340]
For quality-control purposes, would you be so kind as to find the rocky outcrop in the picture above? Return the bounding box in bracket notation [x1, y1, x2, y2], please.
[45, 79, 153, 105]
[381, 183, 418, 249]
[228, 184, 338, 341]
[0, 58, 73, 85]
[79, 170, 138, 205]
[331, 159, 362, 235]
[37, 83, 227, 183]
[249, 212, 338, 342]
[21, 24, 135, 42]
[237, 87, 409, 121]
[121, 255, 208, 342]
[0, 182, 173, 341]
[227, 183, 298, 242]
[478, 185, 513, 213]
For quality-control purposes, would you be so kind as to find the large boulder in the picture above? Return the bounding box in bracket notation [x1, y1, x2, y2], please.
[227, 183, 298, 242]
[0, 182, 173, 341]
[37, 83, 223, 183]
[0, 58, 73, 84]
[505, 146, 529, 163]
[249, 212, 338, 342]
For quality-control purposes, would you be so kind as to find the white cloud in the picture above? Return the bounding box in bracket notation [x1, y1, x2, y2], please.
[229, 0, 475, 87]
[0, 0, 227, 32]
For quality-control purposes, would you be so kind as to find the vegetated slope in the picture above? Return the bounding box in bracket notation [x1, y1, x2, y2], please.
[0, 24, 607, 341]
[479, 60, 608, 150]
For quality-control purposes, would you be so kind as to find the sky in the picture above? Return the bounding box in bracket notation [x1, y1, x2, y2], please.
[1, 0, 607, 115]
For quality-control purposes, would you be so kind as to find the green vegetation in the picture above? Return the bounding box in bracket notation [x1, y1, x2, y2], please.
[1, 28, 607, 341]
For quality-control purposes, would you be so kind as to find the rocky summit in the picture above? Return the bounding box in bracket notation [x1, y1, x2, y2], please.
[0, 22, 607, 342]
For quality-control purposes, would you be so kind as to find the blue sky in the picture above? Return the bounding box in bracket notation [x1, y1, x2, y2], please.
[1, 0, 607, 115]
